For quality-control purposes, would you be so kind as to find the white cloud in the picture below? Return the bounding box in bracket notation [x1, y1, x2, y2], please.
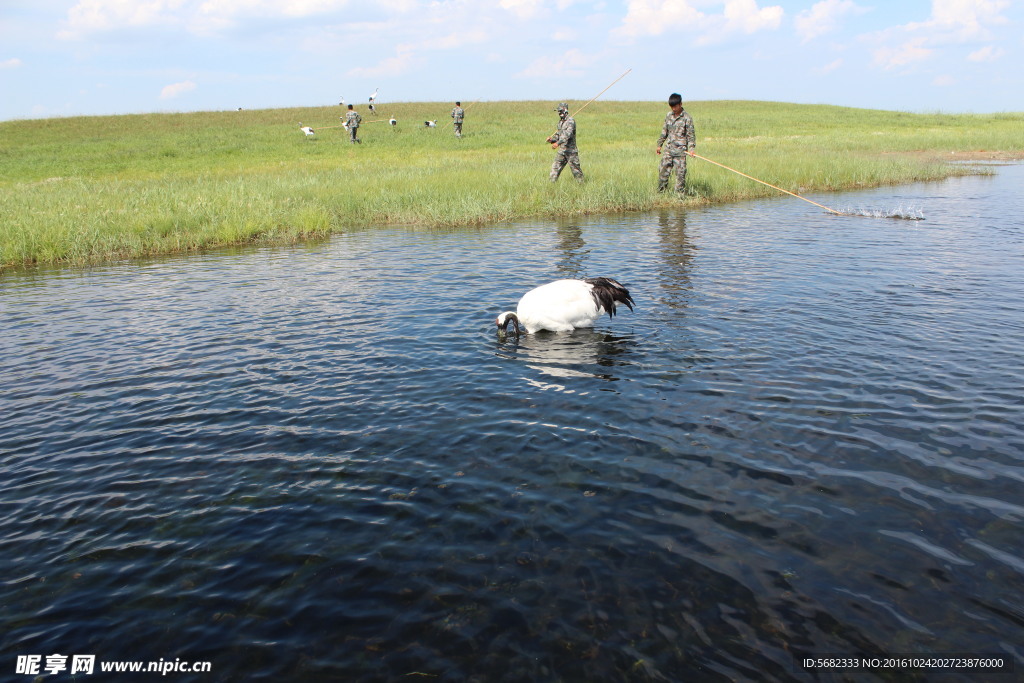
[432, 29, 489, 50]
[500, 0, 546, 20]
[160, 80, 197, 99]
[346, 26, 489, 79]
[615, 0, 705, 38]
[1, 58, 23, 69]
[348, 46, 417, 78]
[60, 0, 187, 39]
[861, 0, 1009, 72]
[552, 29, 578, 41]
[722, 0, 783, 34]
[795, 0, 866, 43]
[933, 74, 955, 86]
[196, 0, 354, 24]
[58, 0, 370, 38]
[967, 44, 1004, 61]
[614, 0, 782, 43]
[925, 0, 1009, 40]
[813, 58, 843, 74]
[872, 37, 933, 69]
[515, 48, 597, 79]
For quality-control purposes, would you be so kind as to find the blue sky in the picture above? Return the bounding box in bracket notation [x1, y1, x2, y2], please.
[1, 0, 1020, 121]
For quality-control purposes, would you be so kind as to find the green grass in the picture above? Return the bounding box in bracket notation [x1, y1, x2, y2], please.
[2, 100, 1022, 271]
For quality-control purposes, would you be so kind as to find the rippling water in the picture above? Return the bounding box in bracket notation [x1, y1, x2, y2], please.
[3, 166, 1023, 681]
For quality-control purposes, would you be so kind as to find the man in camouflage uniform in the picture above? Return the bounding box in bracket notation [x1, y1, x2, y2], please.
[656, 93, 695, 194]
[451, 101, 465, 138]
[345, 104, 362, 144]
[546, 102, 584, 183]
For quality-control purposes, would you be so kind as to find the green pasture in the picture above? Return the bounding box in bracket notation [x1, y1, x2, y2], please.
[2, 100, 1022, 271]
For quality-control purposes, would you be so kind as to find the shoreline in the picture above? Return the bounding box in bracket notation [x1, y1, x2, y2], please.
[2, 156, 1019, 276]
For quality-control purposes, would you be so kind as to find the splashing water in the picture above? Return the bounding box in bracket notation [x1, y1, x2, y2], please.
[837, 205, 926, 220]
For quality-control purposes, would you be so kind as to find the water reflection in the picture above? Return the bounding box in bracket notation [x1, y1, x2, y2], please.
[554, 220, 589, 278]
[655, 209, 697, 310]
[495, 329, 637, 386]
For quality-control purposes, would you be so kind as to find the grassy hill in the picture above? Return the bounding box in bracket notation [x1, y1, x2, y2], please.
[2, 100, 1022, 271]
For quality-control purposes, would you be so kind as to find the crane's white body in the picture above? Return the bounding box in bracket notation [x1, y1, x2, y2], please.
[496, 278, 634, 334]
[517, 279, 606, 332]
[300, 125, 314, 136]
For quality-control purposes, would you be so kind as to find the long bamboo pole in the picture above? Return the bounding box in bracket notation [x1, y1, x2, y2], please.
[548, 68, 632, 144]
[315, 118, 393, 130]
[691, 152, 843, 215]
[571, 68, 632, 118]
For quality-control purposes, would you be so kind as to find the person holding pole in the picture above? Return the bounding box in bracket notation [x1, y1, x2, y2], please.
[345, 104, 362, 144]
[547, 102, 584, 183]
[656, 93, 695, 194]
[451, 101, 465, 138]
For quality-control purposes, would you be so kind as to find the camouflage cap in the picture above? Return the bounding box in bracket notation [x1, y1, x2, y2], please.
[555, 102, 569, 112]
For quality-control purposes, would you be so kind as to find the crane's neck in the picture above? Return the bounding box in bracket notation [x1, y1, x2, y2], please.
[500, 312, 522, 336]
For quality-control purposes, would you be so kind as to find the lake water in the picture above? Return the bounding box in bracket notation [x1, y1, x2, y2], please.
[2, 165, 1022, 681]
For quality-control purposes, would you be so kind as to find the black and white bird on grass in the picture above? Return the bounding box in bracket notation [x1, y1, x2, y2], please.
[299, 123, 315, 137]
[495, 277, 635, 335]
[424, 120, 437, 128]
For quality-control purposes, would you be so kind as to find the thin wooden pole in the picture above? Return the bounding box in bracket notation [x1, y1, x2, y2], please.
[548, 68, 632, 143]
[571, 68, 632, 118]
[315, 119, 392, 130]
[691, 152, 843, 215]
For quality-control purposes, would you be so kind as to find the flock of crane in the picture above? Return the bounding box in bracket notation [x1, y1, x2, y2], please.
[298, 88, 439, 137]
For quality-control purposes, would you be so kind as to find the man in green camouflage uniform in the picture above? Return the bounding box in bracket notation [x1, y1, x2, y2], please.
[546, 102, 584, 183]
[451, 101, 464, 138]
[656, 93, 695, 194]
[345, 104, 362, 144]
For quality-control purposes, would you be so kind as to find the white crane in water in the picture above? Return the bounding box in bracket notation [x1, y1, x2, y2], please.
[495, 277, 635, 335]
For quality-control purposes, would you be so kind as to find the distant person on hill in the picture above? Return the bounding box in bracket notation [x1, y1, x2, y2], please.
[656, 93, 696, 194]
[546, 102, 584, 183]
[451, 101, 465, 138]
[345, 104, 362, 144]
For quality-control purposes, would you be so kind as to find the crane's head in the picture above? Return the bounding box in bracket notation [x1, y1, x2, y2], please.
[495, 312, 521, 337]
